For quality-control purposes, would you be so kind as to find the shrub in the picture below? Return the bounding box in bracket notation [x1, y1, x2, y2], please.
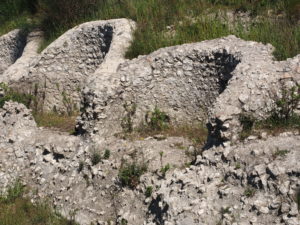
[78, 161, 85, 172]
[273, 85, 300, 121]
[103, 149, 111, 159]
[146, 107, 170, 131]
[91, 152, 101, 166]
[145, 186, 153, 198]
[0, 83, 34, 108]
[118, 162, 147, 189]
[160, 163, 171, 178]
[244, 187, 256, 198]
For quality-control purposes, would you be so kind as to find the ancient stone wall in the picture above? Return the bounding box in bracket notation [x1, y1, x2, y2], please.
[0, 29, 27, 74]
[78, 35, 297, 145]
[4, 19, 135, 113]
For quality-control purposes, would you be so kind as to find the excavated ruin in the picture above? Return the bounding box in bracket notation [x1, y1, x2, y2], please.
[0, 19, 300, 225]
[0, 19, 136, 113]
[0, 29, 27, 74]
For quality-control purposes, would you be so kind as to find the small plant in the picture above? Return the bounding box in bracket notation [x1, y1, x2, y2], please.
[146, 107, 170, 131]
[121, 103, 136, 133]
[273, 149, 289, 159]
[221, 206, 231, 215]
[0, 180, 24, 204]
[91, 152, 101, 166]
[103, 149, 111, 159]
[244, 187, 256, 198]
[160, 163, 171, 178]
[235, 163, 241, 170]
[121, 218, 128, 225]
[296, 189, 300, 210]
[274, 85, 300, 121]
[0, 82, 35, 108]
[83, 174, 90, 186]
[78, 161, 85, 172]
[118, 162, 147, 189]
[159, 151, 164, 167]
[239, 114, 255, 140]
[145, 186, 153, 198]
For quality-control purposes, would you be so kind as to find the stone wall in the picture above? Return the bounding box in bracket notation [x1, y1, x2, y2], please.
[78, 35, 300, 145]
[5, 19, 135, 113]
[0, 29, 27, 74]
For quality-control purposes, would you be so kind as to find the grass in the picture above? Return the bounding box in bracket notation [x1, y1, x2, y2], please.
[244, 187, 256, 198]
[239, 84, 300, 139]
[0, 181, 78, 225]
[118, 161, 147, 189]
[1, 82, 78, 133]
[0, 0, 299, 60]
[145, 186, 153, 198]
[33, 112, 78, 134]
[91, 152, 101, 166]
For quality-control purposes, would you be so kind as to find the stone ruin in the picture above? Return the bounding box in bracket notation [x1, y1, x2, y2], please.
[0, 18, 299, 225]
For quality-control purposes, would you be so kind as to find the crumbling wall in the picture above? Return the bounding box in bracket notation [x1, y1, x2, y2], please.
[0, 29, 27, 74]
[8, 19, 135, 113]
[78, 35, 293, 145]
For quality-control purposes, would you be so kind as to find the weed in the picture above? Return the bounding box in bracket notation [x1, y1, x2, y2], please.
[33, 112, 78, 133]
[118, 162, 147, 189]
[83, 174, 90, 186]
[244, 187, 256, 198]
[121, 218, 128, 225]
[145, 186, 153, 198]
[239, 84, 300, 139]
[146, 107, 170, 131]
[0, 180, 24, 204]
[103, 149, 111, 159]
[220, 206, 231, 215]
[0, 181, 77, 225]
[159, 151, 164, 168]
[78, 161, 85, 172]
[174, 142, 185, 150]
[273, 149, 289, 159]
[235, 163, 241, 170]
[239, 114, 255, 140]
[121, 103, 136, 133]
[91, 152, 101, 166]
[160, 163, 171, 178]
[0, 83, 35, 108]
[296, 189, 300, 210]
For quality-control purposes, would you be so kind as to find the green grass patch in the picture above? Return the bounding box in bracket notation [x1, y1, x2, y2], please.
[0, 181, 78, 225]
[118, 161, 147, 189]
[33, 112, 78, 134]
[0, 0, 299, 60]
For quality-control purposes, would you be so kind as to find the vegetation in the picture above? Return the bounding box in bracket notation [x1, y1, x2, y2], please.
[146, 107, 170, 131]
[0, 181, 78, 225]
[0, 83, 34, 108]
[0, 0, 299, 60]
[145, 186, 153, 198]
[0, 82, 78, 133]
[160, 163, 171, 178]
[239, 84, 300, 139]
[118, 161, 147, 189]
[78, 161, 85, 172]
[33, 112, 78, 133]
[244, 187, 256, 198]
[91, 152, 101, 166]
[103, 149, 111, 160]
[273, 149, 289, 159]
